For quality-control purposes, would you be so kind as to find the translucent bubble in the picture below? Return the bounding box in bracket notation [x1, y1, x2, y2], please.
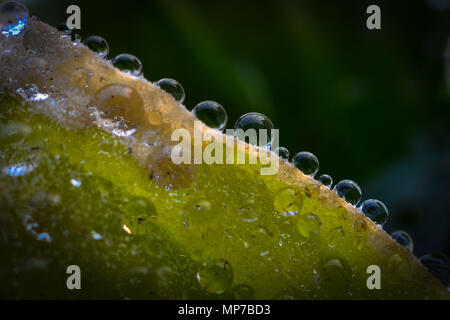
[274, 147, 289, 160]
[297, 214, 321, 238]
[71, 33, 81, 44]
[420, 253, 449, 287]
[292, 151, 319, 177]
[391, 230, 413, 252]
[0, 1, 29, 36]
[155, 78, 185, 103]
[273, 188, 303, 216]
[360, 199, 388, 225]
[192, 101, 227, 131]
[121, 197, 157, 235]
[317, 174, 333, 188]
[232, 284, 255, 299]
[83, 35, 109, 58]
[333, 180, 361, 206]
[234, 112, 274, 147]
[197, 259, 233, 294]
[112, 53, 143, 76]
[238, 199, 258, 222]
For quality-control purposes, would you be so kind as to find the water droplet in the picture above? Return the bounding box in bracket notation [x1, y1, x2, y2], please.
[333, 180, 361, 206]
[197, 259, 233, 294]
[360, 199, 388, 225]
[292, 151, 319, 177]
[70, 179, 81, 187]
[232, 284, 255, 300]
[121, 197, 157, 235]
[93, 84, 145, 127]
[83, 35, 109, 58]
[192, 101, 227, 131]
[316, 258, 351, 295]
[274, 147, 289, 160]
[0, 1, 28, 36]
[387, 254, 411, 279]
[238, 199, 258, 222]
[328, 226, 345, 248]
[234, 112, 274, 147]
[391, 230, 413, 252]
[297, 214, 321, 238]
[273, 188, 303, 216]
[317, 174, 333, 188]
[420, 253, 449, 287]
[3, 163, 35, 176]
[182, 199, 214, 226]
[155, 78, 185, 103]
[112, 53, 143, 76]
[91, 231, 103, 240]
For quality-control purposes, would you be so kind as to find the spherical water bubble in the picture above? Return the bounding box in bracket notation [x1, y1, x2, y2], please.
[0, 1, 28, 36]
[391, 230, 413, 252]
[83, 35, 109, 58]
[112, 53, 143, 76]
[360, 199, 388, 225]
[317, 174, 333, 188]
[197, 259, 233, 295]
[292, 151, 319, 177]
[234, 112, 274, 147]
[155, 78, 185, 103]
[192, 101, 227, 131]
[333, 180, 361, 206]
[420, 253, 449, 287]
[274, 147, 289, 160]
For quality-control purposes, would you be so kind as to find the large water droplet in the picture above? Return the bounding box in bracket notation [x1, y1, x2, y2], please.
[155, 78, 185, 103]
[197, 259, 233, 295]
[234, 112, 274, 147]
[93, 84, 145, 127]
[317, 174, 333, 188]
[420, 253, 449, 287]
[83, 35, 109, 58]
[0, 1, 28, 36]
[391, 230, 413, 252]
[273, 188, 303, 216]
[333, 180, 361, 206]
[192, 101, 227, 131]
[232, 284, 255, 300]
[297, 214, 321, 238]
[112, 53, 143, 76]
[360, 199, 388, 226]
[274, 147, 289, 160]
[292, 151, 319, 177]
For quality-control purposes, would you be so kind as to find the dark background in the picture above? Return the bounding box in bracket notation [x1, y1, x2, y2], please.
[23, 0, 450, 257]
